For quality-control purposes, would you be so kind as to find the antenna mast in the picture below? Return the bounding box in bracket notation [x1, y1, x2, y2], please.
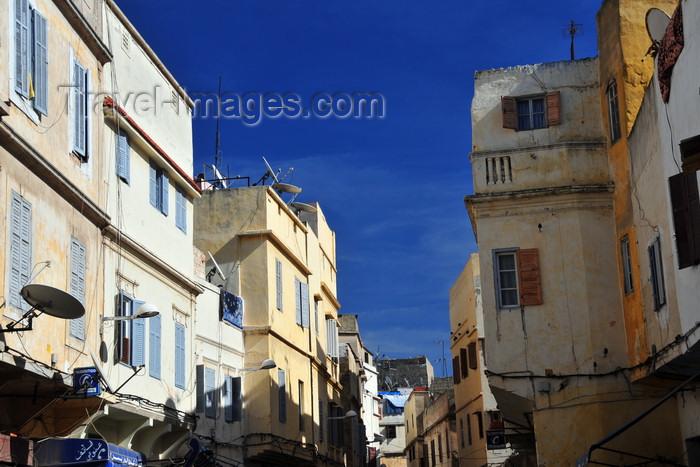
[564, 20, 583, 60]
[215, 76, 222, 168]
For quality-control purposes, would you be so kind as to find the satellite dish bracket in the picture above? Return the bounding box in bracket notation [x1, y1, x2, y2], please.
[0, 307, 41, 333]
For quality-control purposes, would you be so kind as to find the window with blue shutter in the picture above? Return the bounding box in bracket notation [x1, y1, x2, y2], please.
[196, 365, 205, 413]
[131, 300, 145, 367]
[9, 192, 32, 311]
[149, 163, 168, 214]
[176, 188, 186, 232]
[205, 367, 216, 419]
[32, 10, 48, 115]
[301, 282, 309, 329]
[15, 0, 29, 96]
[149, 314, 161, 379]
[275, 259, 282, 311]
[72, 60, 88, 159]
[69, 237, 86, 340]
[116, 130, 130, 184]
[117, 292, 132, 365]
[295, 277, 302, 325]
[224, 375, 233, 422]
[278, 369, 286, 423]
[175, 323, 185, 389]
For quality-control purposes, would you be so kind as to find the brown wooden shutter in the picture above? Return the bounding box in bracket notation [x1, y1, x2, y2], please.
[669, 173, 700, 268]
[468, 342, 478, 370]
[680, 135, 700, 174]
[501, 96, 517, 129]
[452, 356, 461, 384]
[546, 91, 561, 126]
[460, 348, 468, 378]
[517, 248, 543, 306]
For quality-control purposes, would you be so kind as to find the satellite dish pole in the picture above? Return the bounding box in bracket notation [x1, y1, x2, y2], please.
[564, 20, 583, 60]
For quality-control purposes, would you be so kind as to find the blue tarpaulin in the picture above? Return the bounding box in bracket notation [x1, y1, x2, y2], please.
[34, 439, 143, 467]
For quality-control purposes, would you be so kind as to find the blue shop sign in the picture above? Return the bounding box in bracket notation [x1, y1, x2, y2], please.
[34, 439, 143, 467]
[73, 367, 101, 396]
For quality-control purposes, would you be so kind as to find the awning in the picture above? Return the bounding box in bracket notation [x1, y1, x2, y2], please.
[34, 439, 143, 467]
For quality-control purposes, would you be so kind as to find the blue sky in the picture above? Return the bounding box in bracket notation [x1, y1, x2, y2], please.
[117, 0, 601, 376]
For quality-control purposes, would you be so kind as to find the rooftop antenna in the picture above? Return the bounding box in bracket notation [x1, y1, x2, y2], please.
[434, 340, 447, 377]
[563, 20, 583, 60]
[214, 76, 223, 169]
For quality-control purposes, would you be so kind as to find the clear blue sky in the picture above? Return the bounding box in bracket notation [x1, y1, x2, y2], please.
[117, 0, 600, 376]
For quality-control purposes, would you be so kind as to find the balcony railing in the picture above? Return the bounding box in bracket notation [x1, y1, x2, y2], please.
[486, 156, 512, 185]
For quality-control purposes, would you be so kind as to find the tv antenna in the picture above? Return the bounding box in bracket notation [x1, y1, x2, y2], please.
[563, 20, 583, 60]
[434, 340, 447, 377]
[215, 76, 223, 169]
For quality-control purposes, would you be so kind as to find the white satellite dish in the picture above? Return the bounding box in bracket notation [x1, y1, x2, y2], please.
[207, 251, 227, 281]
[646, 8, 671, 43]
[262, 156, 280, 183]
[88, 344, 115, 393]
[289, 202, 317, 213]
[272, 183, 302, 194]
[212, 164, 228, 189]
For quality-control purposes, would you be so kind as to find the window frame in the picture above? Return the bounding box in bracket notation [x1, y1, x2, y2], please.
[116, 291, 145, 367]
[607, 78, 622, 143]
[620, 235, 634, 295]
[648, 237, 666, 311]
[517, 96, 546, 130]
[494, 249, 519, 309]
[493, 248, 542, 309]
[14, 0, 48, 116]
[275, 258, 283, 311]
[174, 323, 185, 389]
[72, 59, 89, 159]
[150, 162, 169, 215]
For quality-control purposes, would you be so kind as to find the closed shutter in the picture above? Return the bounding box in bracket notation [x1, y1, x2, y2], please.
[501, 96, 517, 129]
[116, 131, 130, 183]
[161, 173, 169, 215]
[460, 348, 468, 378]
[117, 293, 130, 365]
[295, 277, 302, 325]
[175, 324, 185, 388]
[73, 62, 86, 157]
[176, 189, 186, 232]
[468, 341, 478, 370]
[149, 314, 161, 378]
[69, 238, 86, 340]
[131, 300, 145, 366]
[275, 259, 283, 310]
[669, 173, 700, 268]
[231, 376, 242, 422]
[517, 248, 543, 306]
[318, 399, 324, 442]
[680, 135, 700, 174]
[10, 193, 32, 310]
[205, 367, 216, 419]
[15, 0, 29, 96]
[301, 282, 310, 328]
[33, 10, 48, 115]
[196, 365, 205, 413]
[223, 374, 232, 422]
[278, 369, 287, 423]
[452, 356, 460, 384]
[149, 164, 158, 207]
[546, 91, 561, 126]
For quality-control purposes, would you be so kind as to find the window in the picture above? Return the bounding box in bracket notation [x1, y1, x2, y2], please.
[326, 318, 339, 360]
[460, 418, 465, 448]
[669, 172, 700, 269]
[116, 130, 130, 184]
[295, 278, 310, 328]
[648, 238, 666, 311]
[493, 248, 542, 308]
[278, 369, 287, 423]
[9, 192, 32, 310]
[275, 259, 283, 311]
[15, 0, 48, 115]
[69, 237, 86, 340]
[446, 428, 450, 458]
[607, 79, 621, 143]
[224, 375, 242, 423]
[150, 162, 169, 215]
[298, 380, 305, 431]
[175, 188, 186, 233]
[460, 348, 468, 378]
[174, 323, 185, 389]
[475, 411, 484, 439]
[501, 92, 560, 131]
[386, 425, 396, 439]
[467, 415, 472, 446]
[430, 439, 436, 466]
[452, 356, 460, 384]
[468, 341, 478, 370]
[318, 399, 324, 442]
[438, 433, 443, 462]
[149, 314, 161, 379]
[314, 298, 319, 335]
[116, 292, 145, 367]
[620, 235, 634, 294]
[196, 365, 217, 419]
[72, 60, 88, 159]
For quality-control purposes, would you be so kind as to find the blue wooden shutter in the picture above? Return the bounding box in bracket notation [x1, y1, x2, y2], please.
[196, 365, 205, 413]
[69, 238, 86, 340]
[224, 375, 233, 422]
[232, 376, 242, 422]
[205, 367, 216, 419]
[116, 131, 130, 184]
[275, 259, 282, 310]
[149, 314, 161, 378]
[176, 189, 186, 232]
[131, 300, 145, 366]
[149, 164, 158, 207]
[73, 61, 86, 157]
[161, 172, 169, 215]
[175, 323, 185, 388]
[15, 0, 29, 96]
[32, 10, 48, 114]
[10, 193, 32, 311]
[301, 282, 309, 328]
[278, 369, 286, 423]
[295, 277, 301, 325]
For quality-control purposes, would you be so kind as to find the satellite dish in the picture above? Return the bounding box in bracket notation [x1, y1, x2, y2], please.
[207, 251, 227, 281]
[272, 183, 302, 194]
[212, 164, 228, 189]
[263, 156, 280, 183]
[646, 8, 671, 43]
[88, 344, 114, 393]
[385, 376, 393, 389]
[21, 284, 85, 319]
[289, 202, 317, 213]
